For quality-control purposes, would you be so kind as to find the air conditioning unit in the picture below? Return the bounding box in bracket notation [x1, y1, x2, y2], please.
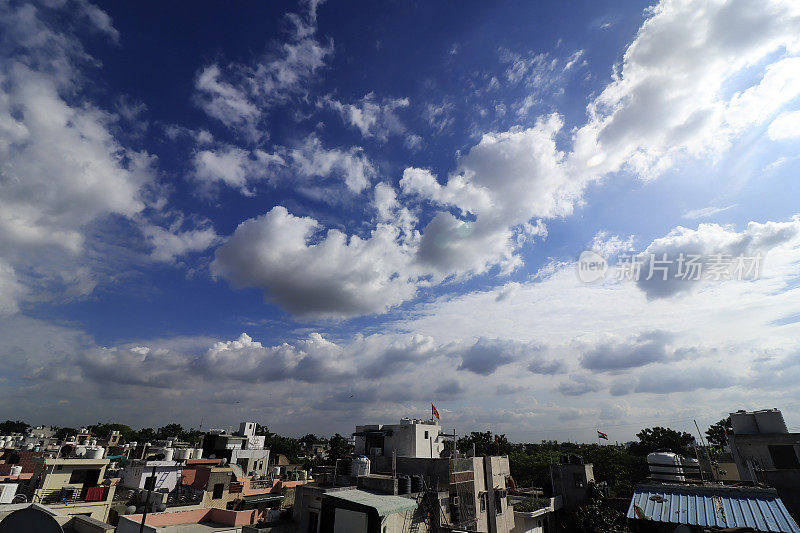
[451, 495, 460, 506]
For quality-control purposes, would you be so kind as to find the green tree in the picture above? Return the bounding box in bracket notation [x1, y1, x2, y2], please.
[326, 434, 351, 464]
[299, 434, 320, 449]
[88, 423, 137, 443]
[55, 427, 78, 441]
[582, 444, 647, 497]
[135, 427, 157, 442]
[569, 482, 630, 533]
[457, 431, 514, 456]
[628, 427, 695, 458]
[157, 423, 184, 439]
[0, 420, 29, 434]
[706, 417, 732, 448]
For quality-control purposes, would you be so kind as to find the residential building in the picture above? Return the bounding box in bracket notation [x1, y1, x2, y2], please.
[119, 459, 183, 493]
[728, 408, 800, 521]
[26, 457, 117, 522]
[0, 502, 115, 532]
[549, 456, 595, 511]
[116, 506, 273, 532]
[354, 418, 444, 459]
[201, 421, 271, 478]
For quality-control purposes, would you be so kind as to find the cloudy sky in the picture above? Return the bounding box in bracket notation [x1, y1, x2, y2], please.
[1, 0, 800, 442]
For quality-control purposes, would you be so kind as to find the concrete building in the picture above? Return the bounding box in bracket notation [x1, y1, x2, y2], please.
[728, 408, 800, 521]
[119, 460, 183, 493]
[354, 418, 444, 459]
[26, 457, 117, 522]
[549, 456, 595, 511]
[202, 422, 270, 478]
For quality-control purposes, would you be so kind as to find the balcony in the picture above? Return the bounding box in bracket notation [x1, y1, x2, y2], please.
[37, 486, 108, 505]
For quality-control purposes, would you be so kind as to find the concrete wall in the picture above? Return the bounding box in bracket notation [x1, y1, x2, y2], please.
[119, 462, 182, 492]
[355, 421, 443, 459]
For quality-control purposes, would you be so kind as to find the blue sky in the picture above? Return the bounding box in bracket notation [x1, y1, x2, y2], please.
[1, 0, 800, 441]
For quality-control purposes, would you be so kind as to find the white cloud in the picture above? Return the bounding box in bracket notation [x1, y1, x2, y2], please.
[211, 206, 418, 318]
[683, 204, 737, 220]
[569, 0, 800, 180]
[320, 93, 409, 141]
[287, 135, 376, 193]
[143, 222, 221, 263]
[192, 144, 283, 195]
[0, 261, 23, 316]
[0, 1, 158, 308]
[193, 0, 332, 139]
[767, 110, 800, 141]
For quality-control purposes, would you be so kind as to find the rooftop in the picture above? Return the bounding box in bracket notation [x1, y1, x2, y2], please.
[628, 483, 800, 533]
[326, 489, 418, 516]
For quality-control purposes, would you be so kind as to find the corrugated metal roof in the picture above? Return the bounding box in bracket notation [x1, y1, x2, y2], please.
[627, 484, 800, 532]
[326, 489, 418, 516]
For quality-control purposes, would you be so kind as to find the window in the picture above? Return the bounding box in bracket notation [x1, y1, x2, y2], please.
[768, 445, 800, 469]
[144, 476, 156, 491]
[479, 492, 486, 512]
[573, 473, 585, 488]
[424, 431, 429, 439]
[212, 483, 224, 499]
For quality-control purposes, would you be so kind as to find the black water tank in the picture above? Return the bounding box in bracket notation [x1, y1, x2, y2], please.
[399, 475, 411, 494]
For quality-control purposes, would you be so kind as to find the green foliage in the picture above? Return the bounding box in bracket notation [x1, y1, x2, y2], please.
[0, 420, 30, 434]
[88, 423, 137, 443]
[326, 433, 351, 464]
[299, 434, 321, 448]
[55, 427, 78, 441]
[456, 431, 514, 456]
[628, 427, 695, 458]
[514, 497, 551, 513]
[157, 423, 184, 439]
[706, 417, 732, 448]
[570, 499, 629, 532]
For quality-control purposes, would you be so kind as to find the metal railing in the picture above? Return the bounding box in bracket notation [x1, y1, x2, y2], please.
[36, 486, 107, 505]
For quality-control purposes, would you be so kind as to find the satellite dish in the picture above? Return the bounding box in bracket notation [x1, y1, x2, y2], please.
[0, 506, 64, 533]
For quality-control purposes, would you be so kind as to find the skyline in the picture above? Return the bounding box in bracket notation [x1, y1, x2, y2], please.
[1, 0, 800, 442]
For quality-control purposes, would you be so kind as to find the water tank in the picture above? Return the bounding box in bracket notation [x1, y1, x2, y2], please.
[10, 466, 22, 477]
[647, 452, 685, 482]
[351, 456, 370, 477]
[191, 448, 203, 460]
[173, 449, 191, 461]
[399, 476, 412, 494]
[411, 475, 422, 492]
[75, 446, 87, 457]
[161, 448, 174, 461]
[86, 447, 104, 459]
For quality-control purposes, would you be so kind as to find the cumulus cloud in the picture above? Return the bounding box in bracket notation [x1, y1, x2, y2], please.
[205, 0, 800, 320]
[0, 0, 159, 307]
[193, 0, 332, 139]
[580, 331, 674, 371]
[210, 206, 418, 318]
[192, 144, 283, 195]
[635, 217, 800, 299]
[143, 219, 221, 263]
[287, 135, 376, 193]
[320, 93, 409, 141]
[569, 0, 800, 179]
[767, 110, 800, 141]
[558, 374, 604, 396]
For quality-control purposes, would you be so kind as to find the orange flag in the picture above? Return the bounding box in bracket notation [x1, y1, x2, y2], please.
[432, 403, 440, 420]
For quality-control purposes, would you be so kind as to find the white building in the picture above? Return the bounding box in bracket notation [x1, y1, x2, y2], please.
[119, 460, 183, 493]
[354, 418, 444, 459]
